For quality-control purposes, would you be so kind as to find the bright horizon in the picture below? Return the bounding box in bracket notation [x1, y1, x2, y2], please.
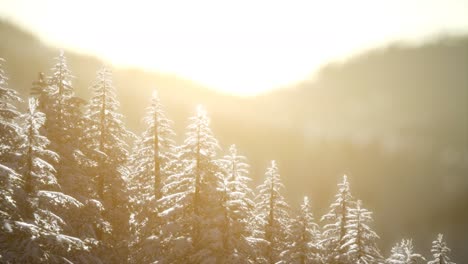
[1, 0, 468, 96]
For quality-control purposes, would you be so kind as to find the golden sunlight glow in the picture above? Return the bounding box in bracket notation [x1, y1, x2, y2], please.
[0, 0, 467, 95]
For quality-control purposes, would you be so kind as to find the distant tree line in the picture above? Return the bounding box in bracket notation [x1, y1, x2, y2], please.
[0, 52, 456, 263]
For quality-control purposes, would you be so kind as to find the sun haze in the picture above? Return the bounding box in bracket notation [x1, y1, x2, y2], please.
[0, 0, 467, 96]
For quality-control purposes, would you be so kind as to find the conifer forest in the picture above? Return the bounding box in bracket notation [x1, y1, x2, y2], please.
[0, 52, 459, 264]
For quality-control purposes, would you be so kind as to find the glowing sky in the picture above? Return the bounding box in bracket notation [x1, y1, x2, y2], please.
[1, 0, 467, 95]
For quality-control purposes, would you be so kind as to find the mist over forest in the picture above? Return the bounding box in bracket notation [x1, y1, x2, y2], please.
[1, 19, 467, 262]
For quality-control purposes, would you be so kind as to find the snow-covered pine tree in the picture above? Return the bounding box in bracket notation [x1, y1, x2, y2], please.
[321, 175, 355, 264]
[254, 160, 291, 264]
[27, 51, 113, 262]
[85, 66, 133, 201]
[344, 200, 383, 264]
[20, 98, 59, 196]
[282, 196, 321, 264]
[386, 242, 406, 264]
[128, 90, 176, 263]
[42, 50, 76, 149]
[84, 66, 134, 262]
[0, 59, 24, 251]
[0, 98, 99, 263]
[0, 163, 23, 254]
[218, 144, 255, 263]
[49, 50, 74, 124]
[0, 58, 22, 165]
[158, 106, 223, 263]
[37, 51, 91, 198]
[386, 239, 425, 264]
[428, 234, 455, 264]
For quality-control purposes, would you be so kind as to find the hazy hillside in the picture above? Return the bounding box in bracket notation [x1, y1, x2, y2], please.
[261, 37, 468, 260]
[1, 20, 467, 261]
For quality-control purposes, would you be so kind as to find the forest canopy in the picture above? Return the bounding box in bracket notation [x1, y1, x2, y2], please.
[0, 52, 459, 264]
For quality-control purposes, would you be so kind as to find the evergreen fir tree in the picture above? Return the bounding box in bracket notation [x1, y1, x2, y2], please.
[0, 59, 24, 251]
[386, 242, 406, 264]
[85, 66, 133, 201]
[128, 90, 176, 263]
[0, 58, 22, 164]
[0, 163, 22, 242]
[84, 66, 134, 262]
[159, 106, 223, 263]
[42, 50, 75, 145]
[218, 144, 255, 263]
[33, 51, 91, 199]
[254, 161, 291, 264]
[344, 200, 383, 263]
[20, 98, 59, 195]
[386, 239, 425, 264]
[0, 98, 98, 263]
[321, 175, 355, 264]
[428, 234, 455, 264]
[282, 196, 321, 264]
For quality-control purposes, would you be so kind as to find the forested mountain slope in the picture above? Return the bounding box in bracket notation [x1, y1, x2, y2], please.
[1, 20, 467, 261]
